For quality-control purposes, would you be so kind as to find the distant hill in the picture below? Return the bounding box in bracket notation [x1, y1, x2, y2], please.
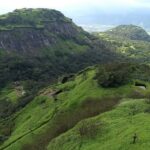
[106, 25, 150, 41]
[93, 25, 150, 63]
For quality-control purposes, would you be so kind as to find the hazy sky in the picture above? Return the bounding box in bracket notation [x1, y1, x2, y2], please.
[0, 0, 150, 14]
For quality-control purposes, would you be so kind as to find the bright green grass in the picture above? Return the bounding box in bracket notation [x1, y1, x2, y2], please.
[0, 95, 57, 150]
[0, 68, 149, 150]
[47, 99, 150, 150]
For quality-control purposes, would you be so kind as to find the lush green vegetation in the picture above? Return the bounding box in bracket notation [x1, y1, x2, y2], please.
[0, 63, 150, 150]
[0, 42, 119, 89]
[1, 10, 150, 150]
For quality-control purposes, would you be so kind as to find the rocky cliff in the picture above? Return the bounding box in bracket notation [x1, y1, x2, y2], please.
[0, 8, 89, 54]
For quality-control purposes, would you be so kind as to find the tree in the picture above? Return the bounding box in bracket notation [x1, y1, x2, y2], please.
[96, 63, 131, 88]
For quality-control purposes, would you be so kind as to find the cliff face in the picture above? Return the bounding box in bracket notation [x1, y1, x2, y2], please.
[0, 24, 79, 53]
[0, 28, 52, 52]
[0, 8, 88, 54]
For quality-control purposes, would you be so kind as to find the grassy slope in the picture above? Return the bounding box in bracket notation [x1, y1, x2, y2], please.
[47, 99, 150, 150]
[0, 67, 150, 150]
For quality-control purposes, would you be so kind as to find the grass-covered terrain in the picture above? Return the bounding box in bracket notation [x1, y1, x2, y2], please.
[1, 63, 150, 150]
[47, 98, 150, 150]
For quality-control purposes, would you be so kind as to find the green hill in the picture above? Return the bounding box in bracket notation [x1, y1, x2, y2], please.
[0, 8, 123, 90]
[1, 63, 150, 150]
[106, 25, 150, 41]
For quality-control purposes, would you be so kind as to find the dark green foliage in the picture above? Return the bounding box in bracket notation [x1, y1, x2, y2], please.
[61, 74, 74, 84]
[95, 63, 132, 87]
[0, 98, 15, 118]
[0, 119, 14, 144]
[16, 94, 35, 109]
[0, 135, 8, 144]
[129, 90, 145, 99]
[0, 98, 15, 144]
[79, 121, 101, 139]
[96, 63, 150, 88]
[0, 45, 120, 89]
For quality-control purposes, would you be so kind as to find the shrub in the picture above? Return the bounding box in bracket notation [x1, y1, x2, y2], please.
[129, 90, 145, 99]
[0, 98, 15, 118]
[79, 121, 99, 138]
[145, 99, 150, 104]
[129, 105, 140, 116]
[144, 107, 150, 113]
[0, 135, 8, 144]
[16, 94, 35, 109]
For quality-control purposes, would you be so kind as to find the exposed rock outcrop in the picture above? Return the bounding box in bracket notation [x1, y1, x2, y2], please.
[0, 8, 88, 54]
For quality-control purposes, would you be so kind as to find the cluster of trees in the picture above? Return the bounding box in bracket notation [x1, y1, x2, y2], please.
[95, 63, 132, 87]
[95, 63, 150, 88]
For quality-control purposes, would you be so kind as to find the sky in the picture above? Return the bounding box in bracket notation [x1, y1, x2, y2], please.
[0, 0, 150, 14]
